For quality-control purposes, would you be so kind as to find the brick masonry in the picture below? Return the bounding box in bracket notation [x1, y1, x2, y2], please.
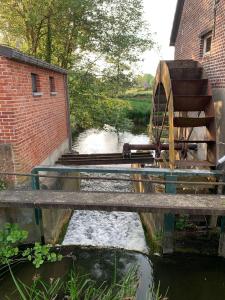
[174, 0, 224, 89]
[0, 56, 69, 177]
[174, 0, 225, 157]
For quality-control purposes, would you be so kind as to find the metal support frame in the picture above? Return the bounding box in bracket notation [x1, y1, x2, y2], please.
[31, 165, 222, 246]
[32, 169, 45, 244]
[163, 175, 177, 254]
[31, 165, 222, 178]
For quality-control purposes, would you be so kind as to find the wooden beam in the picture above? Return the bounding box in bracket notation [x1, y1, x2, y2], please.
[0, 191, 225, 215]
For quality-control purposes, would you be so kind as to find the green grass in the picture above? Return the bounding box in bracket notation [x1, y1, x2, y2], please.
[117, 89, 152, 126]
[124, 88, 152, 97]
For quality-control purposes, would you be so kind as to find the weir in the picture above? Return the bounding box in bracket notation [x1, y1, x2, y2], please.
[1, 164, 225, 256]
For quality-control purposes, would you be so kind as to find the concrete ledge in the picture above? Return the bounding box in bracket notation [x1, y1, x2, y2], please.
[1, 191, 225, 215]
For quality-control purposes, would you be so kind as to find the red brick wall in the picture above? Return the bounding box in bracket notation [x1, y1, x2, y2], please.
[0, 57, 69, 174]
[174, 0, 225, 88]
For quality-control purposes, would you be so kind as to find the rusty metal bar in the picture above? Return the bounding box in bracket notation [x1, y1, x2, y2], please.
[123, 143, 197, 152]
[0, 171, 224, 186]
[57, 152, 154, 166]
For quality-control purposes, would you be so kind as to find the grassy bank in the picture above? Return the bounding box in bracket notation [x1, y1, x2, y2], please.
[118, 88, 152, 127]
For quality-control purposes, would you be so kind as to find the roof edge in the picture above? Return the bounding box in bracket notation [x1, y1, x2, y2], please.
[0, 45, 67, 74]
[170, 0, 186, 46]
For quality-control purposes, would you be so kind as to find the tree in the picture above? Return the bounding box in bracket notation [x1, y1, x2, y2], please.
[0, 0, 153, 70]
[69, 70, 133, 133]
[135, 74, 155, 89]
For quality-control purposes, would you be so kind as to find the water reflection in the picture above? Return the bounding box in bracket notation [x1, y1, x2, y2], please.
[73, 128, 149, 154]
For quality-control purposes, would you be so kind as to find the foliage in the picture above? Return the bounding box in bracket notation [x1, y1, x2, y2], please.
[135, 74, 155, 90]
[116, 88, 151, 127]
[148, 282, 169, 300]
[22, 243, 63, 269]
[0, 223, 28, 265]
[120, 97, 151, 126]
[0, 0, 153, 69]
[175, 215, 196, 231]
[150, 231, 163, 254]
[6, 267, 63, 300]
[69, 70, 133, 133]
[6, 267, 138, 300]
[0, 223, 62, 268]
[0, 179, 6, 191]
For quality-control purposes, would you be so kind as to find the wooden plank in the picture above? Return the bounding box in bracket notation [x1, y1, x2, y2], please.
[173, 117, 214, 127]
[1, 191, 225, 215]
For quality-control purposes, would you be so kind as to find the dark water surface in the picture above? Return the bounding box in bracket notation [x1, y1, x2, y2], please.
[2, 249, 225, 300]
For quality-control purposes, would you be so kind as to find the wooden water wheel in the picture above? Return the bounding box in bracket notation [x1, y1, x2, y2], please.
[150, 60, 217, 170]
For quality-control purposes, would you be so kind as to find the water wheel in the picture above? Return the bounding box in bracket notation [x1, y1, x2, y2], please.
[150, 60, 217, 170]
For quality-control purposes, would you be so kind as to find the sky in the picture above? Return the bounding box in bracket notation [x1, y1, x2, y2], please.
[141, 0, 177, 75]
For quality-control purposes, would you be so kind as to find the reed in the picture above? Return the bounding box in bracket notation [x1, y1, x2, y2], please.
[6, 266, 138, 300]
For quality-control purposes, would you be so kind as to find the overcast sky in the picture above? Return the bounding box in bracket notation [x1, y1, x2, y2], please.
[141, 0, 177, 75]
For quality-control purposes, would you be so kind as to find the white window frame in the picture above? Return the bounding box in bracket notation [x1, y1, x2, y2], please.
[203, 32, 212, 56]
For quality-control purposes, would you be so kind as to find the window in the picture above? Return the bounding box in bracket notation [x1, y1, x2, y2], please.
[49, 76, 56, 95]
[31, 73, 38, 92]
[31, 73, 42, 96]
[203, 32, 212, 56]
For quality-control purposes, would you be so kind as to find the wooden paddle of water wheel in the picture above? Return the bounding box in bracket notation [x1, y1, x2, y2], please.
[150, 60, 217, 170]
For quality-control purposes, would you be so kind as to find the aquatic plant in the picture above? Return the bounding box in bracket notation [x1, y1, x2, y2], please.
[175, 215, 196, 231]
[6, 268, 63, 300]
[6, 267, 138, 300]
[148, 282, 169, 300]
[0, 223, 62, 268]
[1, 223, 168, 300]
[65, 268, 137, 300]
[0, 179, 6, 191]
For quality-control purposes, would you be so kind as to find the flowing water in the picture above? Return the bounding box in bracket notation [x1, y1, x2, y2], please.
[63, 128, 149, 253]
[61, 128, 153, 299]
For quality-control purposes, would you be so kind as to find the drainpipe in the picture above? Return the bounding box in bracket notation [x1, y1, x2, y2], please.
[213, 0, 220, 36]
[64, 73, 72, 152]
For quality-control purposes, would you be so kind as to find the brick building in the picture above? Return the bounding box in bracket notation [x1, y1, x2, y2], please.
[170, 0, 225, 157]
[0, 45, 71, 184]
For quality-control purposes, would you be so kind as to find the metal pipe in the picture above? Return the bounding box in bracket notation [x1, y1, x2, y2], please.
[0, 171, 223, 186]
[123, 143, 197, 151]
[64, 73, 72, 151]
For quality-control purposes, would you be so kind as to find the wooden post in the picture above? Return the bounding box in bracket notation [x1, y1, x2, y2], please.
[163, 175, 177, 254]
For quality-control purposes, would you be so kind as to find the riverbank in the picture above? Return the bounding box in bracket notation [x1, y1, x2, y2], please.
[118, 89, 151, 127]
